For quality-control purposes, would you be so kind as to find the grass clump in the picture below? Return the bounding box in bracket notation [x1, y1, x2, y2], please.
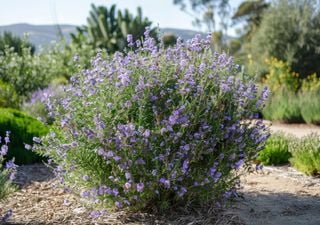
[258, 132, 292, 165]
[289, 133, 320, 176]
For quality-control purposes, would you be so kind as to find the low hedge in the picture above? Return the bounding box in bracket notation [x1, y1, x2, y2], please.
[0, 108, 48, 164]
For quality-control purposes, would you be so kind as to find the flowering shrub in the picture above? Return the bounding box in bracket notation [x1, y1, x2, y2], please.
[38, 29, 270, 211]
[0, 132, 17, 222]
[0, 132, 17, 199]
[22, 85, 66, 124]
[263, 58, 300, 93]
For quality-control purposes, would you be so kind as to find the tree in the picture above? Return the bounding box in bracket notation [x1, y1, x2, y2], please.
[173, 0, 230, 32]
[71, 4, 155, 53]
[250, 0, 320, 78]
[232, 0, 269, 41]
[0, 32, 35, 56]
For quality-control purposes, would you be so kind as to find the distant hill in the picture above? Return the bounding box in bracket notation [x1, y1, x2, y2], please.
[0, 23, 76, 47]
[0, 23, 206, 48]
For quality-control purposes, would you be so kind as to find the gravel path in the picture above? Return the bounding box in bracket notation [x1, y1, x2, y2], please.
[270, 121, 320, 137]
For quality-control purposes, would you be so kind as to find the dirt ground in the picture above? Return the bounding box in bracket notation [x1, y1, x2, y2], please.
[229, 166, 320, 225]
[1, 123, 319, 225]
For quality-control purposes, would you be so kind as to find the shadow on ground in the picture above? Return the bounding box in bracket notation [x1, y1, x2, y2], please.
[230, 191, 320, 225]
[14, 163, 54, 188]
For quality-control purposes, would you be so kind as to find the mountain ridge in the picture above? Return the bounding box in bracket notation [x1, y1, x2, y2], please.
[0, 23, 206, 48]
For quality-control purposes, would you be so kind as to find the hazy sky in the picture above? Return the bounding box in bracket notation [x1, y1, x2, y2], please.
[0, 0, 243, 34]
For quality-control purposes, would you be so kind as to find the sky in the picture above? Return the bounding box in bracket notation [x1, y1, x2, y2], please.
[0, 0, 243, 35]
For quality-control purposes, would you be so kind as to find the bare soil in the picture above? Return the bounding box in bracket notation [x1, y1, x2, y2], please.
[229, 166, 320, 225]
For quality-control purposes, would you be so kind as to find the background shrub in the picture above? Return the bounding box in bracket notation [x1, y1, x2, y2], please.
[262, 88, 303, 123]
[298, 90, 320, 125]
[250, 0, 320, 78]
[0, 81, 20, 108]
[37, 31, 270, 212]
[0, 108, 48, 164]
[289, 134, 320, 176]
[22, 84, 66, 124]
[258, 132, 292, 165]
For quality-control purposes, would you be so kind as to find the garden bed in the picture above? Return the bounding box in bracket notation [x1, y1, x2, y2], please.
[1, 123, 320, 225]
[1, 164, 242, 225]
[1, 162, 319, 225]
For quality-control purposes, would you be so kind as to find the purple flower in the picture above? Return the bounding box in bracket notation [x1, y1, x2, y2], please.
[125, 172, 131, 180]
[136, 182, 144, 192]
[115, 201, 123, 208]
[124, 182, 131, 190]
[181, 160, 189, 173]
[135, 158, 146, 165]
[159, 178, 170, 188]
[5, 160, 18, 170]
[112, 188, 119, 196]
[235, 159, 244, 169]
[127, 34, 133, 46]
[32, 137, 41, 144]
[0, 145, 8, 155]
[89, 210, 106, 219]
[143, 129, 150, 138]
[214, 172, 222, 183]
[1, 209, 13, 223]
[177, 187, 187, 197]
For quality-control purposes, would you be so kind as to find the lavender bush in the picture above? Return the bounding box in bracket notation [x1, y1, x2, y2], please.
[37, 29, 270, 211]
[0, 132, 17, 222]
[22, 84, 66, 124]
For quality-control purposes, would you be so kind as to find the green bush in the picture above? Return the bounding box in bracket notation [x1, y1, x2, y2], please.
[299, 90, 320, 125]
[289, 134, 320, 176]
[0, 46, 49, 97]
[22, 85, 66, 124]
[0, 31, 35, 56]
[0, 80, 20, 108]
[262, 88, 303, 123]
[258, 132, 292, 165]
[36, 31, 270, 212]
[0, 108, 48, 164]
[250, 0, 320, 78]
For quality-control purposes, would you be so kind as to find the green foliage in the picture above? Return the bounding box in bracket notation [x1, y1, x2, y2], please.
[162, 33, 177, 47]
[0, 108, 48, 164]
[250, 0, 320, 78]
[289, 134, 320, 176]
[258, 132, 292, 165]
[262, 88, 303, 123]
[0, 38, 97, 99]
[173, 0, 230, 32]
[0, 31, 35, 56]
[232, 0, 269, 41]
[71, 4, 155, 52]
[263, 58, 300, 93]
[0, 45, 50, 97]
[299, 90, 320, 125]
[0, 80, 20, 108]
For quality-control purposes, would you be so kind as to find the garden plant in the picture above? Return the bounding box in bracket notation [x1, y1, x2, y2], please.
[36, 29, 270, 214]
[258, 132, 292, 165]
[289, 133, 320, 176]
[0, 131, 17, 222]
